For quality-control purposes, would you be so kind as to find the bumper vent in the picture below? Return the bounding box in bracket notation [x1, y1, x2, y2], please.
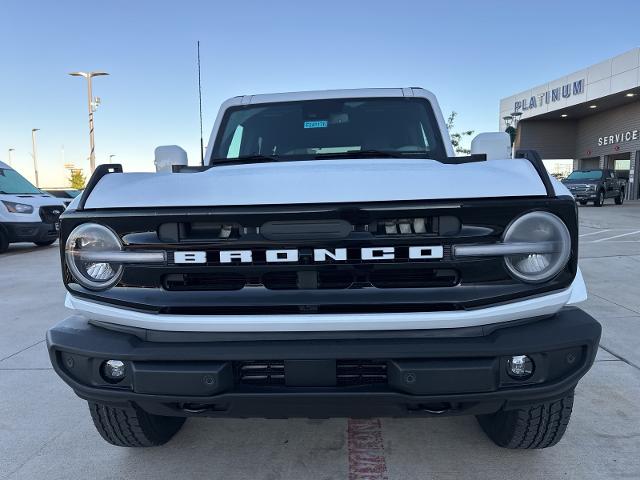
[337, 360, 388, 386]
[234, 360, 388, 386]
[236, 361, 285, 385]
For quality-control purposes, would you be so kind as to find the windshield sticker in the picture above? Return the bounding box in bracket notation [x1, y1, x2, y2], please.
[304, 120, 328, 129]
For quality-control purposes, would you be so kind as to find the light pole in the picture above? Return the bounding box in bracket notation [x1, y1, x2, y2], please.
[7, 148, 15, 166]
[109, 154, 116, 162]
[69, 71, 109, 173]
[31, 129, 40, 187]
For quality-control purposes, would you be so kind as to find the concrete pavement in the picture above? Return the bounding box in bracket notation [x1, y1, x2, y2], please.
[1, 203, 639, 480]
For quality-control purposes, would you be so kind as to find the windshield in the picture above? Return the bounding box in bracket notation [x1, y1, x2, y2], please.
[0, 168, 42, 194]
[211, 98, 446, 163]
[566, 170, 603, 181]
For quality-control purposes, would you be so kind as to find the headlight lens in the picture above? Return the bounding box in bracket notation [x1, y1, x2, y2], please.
[503, 212, 571, 283]
[65, 223, 123, 290]
[2, 201, 34, 214]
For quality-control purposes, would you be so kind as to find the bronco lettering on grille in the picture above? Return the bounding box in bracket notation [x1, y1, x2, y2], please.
[172, 246, 444, 264]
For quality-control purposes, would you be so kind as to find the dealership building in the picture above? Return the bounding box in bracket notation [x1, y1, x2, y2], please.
[500, 48, 640, 200]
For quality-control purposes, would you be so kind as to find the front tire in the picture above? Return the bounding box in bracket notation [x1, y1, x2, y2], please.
[594, 190, 604, 207]
[615, 190, 624, 205]
[88, 401, 185, 447]
[0, 230, 8, 254]
[476, 391, 574, 449]
[34, 239, 56, 247]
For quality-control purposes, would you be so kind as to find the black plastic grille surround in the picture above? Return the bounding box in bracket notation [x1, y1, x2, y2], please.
[60, 196, 579, 314]
[39, 205, 64, 224]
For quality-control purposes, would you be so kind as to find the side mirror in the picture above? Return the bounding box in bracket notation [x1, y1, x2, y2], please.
[154, 145, 188, 173]
[470, 132, 511, 160]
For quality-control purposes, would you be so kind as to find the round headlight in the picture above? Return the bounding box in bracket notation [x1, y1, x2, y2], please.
[503, 212, 571, 283]
[65, 223, 123, 290]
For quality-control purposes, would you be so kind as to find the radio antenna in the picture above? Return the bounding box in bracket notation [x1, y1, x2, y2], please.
[197, 40, 204, 166]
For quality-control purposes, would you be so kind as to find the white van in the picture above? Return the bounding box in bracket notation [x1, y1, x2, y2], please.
[0, 160, 66, 253]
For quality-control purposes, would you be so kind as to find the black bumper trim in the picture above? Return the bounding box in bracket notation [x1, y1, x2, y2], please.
[3, 221, 58, 242]
[47, 307, 601, 418]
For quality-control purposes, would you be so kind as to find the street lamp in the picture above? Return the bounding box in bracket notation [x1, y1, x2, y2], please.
[69, 71, 109, 173]
[31, 129, 40, 187]
[504, 112, 523, 147]
[109, 154, 116, 162]
[7, 148, 15, 166]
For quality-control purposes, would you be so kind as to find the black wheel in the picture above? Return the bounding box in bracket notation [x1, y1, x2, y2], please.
[579, 200, 587, 205]
[0, 229, 8, 253]
[34, 239, 56, 247]
[594, 190, 604, 207]
[476, 391, 574, 449]
[88, 401, 185, 447]
[615, 190, 624, 205]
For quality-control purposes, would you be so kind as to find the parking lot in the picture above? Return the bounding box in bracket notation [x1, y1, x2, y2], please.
[1, 202, 639, 480]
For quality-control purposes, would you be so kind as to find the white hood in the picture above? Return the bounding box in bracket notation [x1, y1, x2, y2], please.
[83, 158, 548, 209]
[0, 193, 66, 222]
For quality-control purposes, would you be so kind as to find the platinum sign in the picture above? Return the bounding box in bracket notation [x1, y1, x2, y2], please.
[514, 79, 584, 112]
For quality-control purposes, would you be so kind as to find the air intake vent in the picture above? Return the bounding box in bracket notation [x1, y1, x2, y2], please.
[164, 273, 245, 291]
[263, 271, 354, 290]
[369, 268, 458, 289]
[236, 361, 285, 385]
[337, 360, 388, 386]
[372, 215, 460, 236]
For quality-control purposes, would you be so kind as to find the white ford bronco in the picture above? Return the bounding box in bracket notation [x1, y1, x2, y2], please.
[47, 88, 600, 449]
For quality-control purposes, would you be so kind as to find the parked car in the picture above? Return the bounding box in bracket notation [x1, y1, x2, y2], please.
[0, 161, 66, 253]
[562, 169, 625, 206]
[44, 188, 82, 208]
[47, 88, 600, 450]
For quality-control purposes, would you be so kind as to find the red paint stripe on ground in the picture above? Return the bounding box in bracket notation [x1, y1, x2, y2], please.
[347, 418, 389, 480]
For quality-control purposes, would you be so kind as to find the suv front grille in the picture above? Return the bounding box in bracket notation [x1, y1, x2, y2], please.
[39, 205, 64, 224]
[64, 197, 579, 314]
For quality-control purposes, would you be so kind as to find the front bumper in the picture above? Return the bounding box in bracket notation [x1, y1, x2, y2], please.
[47, 307, 601, 418]
[569, 192, 597, 201]
[4, 221, 59, 242]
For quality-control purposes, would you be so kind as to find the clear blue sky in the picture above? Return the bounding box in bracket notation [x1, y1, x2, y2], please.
[1, 0, 638, 187]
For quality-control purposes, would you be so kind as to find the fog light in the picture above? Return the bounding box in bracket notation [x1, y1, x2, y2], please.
[102, 359, 126, 383]
[507, 355, 534, 379]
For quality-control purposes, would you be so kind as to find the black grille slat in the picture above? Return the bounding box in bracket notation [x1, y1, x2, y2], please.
[164, 268, 456, 291]
[369, 268, 458, 289]
[164, 273, 245, 291]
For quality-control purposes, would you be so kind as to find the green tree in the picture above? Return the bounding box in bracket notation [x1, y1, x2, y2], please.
[446, 111, 474, 155]
[69, 169, 86, 189]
